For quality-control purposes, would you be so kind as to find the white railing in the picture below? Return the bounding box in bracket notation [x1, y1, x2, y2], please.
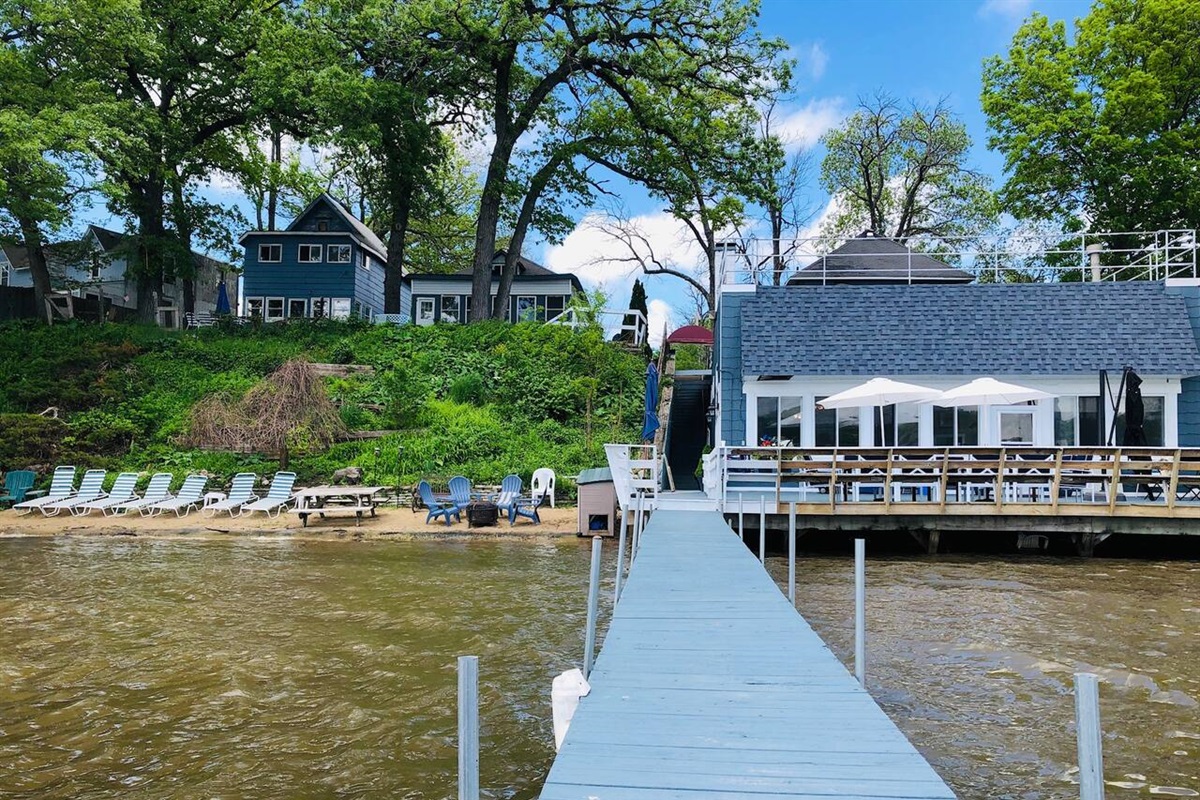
[716, 230, 1198, 287]
[548, 307, 649, 346]
[604, 443, 660, 511]
[701, 448, 723, 502]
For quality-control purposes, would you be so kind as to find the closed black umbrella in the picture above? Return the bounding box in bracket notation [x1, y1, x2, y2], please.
[1122, 369, 1147, 446]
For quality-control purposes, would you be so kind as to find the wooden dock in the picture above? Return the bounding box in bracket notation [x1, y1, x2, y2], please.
[540, 509, 956, 800]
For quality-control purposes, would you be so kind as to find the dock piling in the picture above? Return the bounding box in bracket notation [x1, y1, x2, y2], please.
[788, 502, 796, 605]
[758, 495, 766, 564]
[614, 506, 628, 603]
[854, 538, 866, 687]
[583, 536, 602, 680]
[1074, 672, 1105, 800]
[457, 655, 480, 800]
[738, 494, 744, 542]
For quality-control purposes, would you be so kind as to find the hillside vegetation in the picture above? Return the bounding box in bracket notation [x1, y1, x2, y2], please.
[0, 320, 647, 497]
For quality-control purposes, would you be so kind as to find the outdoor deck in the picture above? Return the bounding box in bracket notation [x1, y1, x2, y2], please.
[540, 509, 956, 800]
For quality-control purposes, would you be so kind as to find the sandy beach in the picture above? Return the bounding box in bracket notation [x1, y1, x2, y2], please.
[0, 504, 586, 542]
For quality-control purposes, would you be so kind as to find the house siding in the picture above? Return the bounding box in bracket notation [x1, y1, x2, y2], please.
[408, 277, 575, 323]
[355, 251, 386, 316]
[242, 233, 358, 306]
[1166, 284, 1200, 445]
[716, 290, 752, 446]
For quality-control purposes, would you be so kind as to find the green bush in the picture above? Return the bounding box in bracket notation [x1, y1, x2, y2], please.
[449, 372, 488, 405]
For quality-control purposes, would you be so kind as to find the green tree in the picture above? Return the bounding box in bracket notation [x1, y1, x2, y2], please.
[819, 94, 997, 242]
[981, 0, 1200, 233]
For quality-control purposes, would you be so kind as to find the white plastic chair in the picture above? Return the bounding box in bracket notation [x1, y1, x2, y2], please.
[532, 468, 556, 508]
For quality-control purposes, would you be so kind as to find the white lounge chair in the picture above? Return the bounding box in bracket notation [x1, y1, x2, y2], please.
[77, 473, 140, 516]
[12, 466, 76, 515]
[39, 469, 107, 517]
[111, 473, 175, 516]
[146, 474, 209, 517]
[532, 467, 556, 508]
[203, 473, 259, 517]
[240, 471, 296, 517]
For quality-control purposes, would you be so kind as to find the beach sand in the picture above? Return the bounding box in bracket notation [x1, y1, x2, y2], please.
[0, 504, 588, 542]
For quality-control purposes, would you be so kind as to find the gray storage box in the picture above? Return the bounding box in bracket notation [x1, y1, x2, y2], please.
[576, 468, 617, 537]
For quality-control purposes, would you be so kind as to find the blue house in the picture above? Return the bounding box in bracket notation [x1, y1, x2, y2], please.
[713, 234, 1200, 450]
[239, 193, 389, 321]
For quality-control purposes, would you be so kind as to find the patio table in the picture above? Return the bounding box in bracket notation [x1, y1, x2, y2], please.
[290, 485, 385, 527]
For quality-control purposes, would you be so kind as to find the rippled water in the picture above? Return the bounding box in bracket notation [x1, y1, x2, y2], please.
[0, 537, 612, 799]
[2, 537, 1196, 799]
[767, 553, 1200, 799]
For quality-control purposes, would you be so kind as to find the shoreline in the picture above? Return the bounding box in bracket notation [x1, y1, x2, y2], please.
[0, 504, 585, 543]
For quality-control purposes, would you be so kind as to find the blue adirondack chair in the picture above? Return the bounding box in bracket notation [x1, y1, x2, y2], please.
[494, 474, 523, 522]
[419, 480, 461, 526]
[0, 470, 35, 508]
[510, 494, 543, 526]
[448, 475, 473, 509]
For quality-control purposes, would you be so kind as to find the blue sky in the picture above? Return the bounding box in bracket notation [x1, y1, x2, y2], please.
[545, 0, 1092, 338]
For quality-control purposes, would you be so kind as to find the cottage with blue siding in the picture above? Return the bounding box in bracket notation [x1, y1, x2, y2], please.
[240, 193, 388, 321]
[714, 235, 1200, 450]
[405, 251, 582, 325]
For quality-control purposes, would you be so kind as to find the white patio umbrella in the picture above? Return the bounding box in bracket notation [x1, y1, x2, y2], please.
[815, 377, 942, 445]
[933, 377, 1055, 407]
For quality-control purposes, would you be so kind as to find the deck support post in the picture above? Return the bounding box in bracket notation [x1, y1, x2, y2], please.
[632, 492, 643, 560]
[614, 505, 628, 603]
[457, 655, 480, 800]
[583, 536, 603, 680]
[1073, 532, 1098, 558]
[788, 503, 796, 605]
[738, 494, 744, 543]
[926, 529, 940, 555]
[854, 538, 866, 688]
[758, 495, 766, 564]
[1074, 672, 1105, 800]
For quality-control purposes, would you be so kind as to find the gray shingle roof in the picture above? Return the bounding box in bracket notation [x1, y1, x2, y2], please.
[741, 283, 1200, 377]
[787, 236, 974, 285]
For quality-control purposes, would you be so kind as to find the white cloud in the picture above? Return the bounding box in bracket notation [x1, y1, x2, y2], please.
[645, 299, 674, 348]
[804, 42, 829, 81]
[978, 0, 1033, 18]
[772, 98, 845, 151]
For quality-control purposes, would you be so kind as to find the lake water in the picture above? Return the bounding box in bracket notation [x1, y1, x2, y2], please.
[0, 536, 1196, 799]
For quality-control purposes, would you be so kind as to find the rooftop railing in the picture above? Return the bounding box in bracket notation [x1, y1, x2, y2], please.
[717, 229, 1198, 287]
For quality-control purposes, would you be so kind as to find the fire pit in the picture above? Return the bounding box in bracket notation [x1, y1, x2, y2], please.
[466, 501, 499, 528]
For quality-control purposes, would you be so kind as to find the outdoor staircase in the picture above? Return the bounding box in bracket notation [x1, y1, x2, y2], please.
[663, 372, 711, 491]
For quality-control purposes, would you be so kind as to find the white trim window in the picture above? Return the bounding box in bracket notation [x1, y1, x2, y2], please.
[1054, 396, 1103, 446]
[416, 297, 435, 326]
[330, 298, 352, 320]
[311, 297, 329, 319]
[265, 297, 285, 321]
[815, 398, 861, 447]
[933, 406, 978, 446]
[357, 250, 369, 269]
[755, 396, 803, 447]
[441, 295, 461, 324]
[246, 297, 264, 318]
[516, 295, 537, 322]
[328, 244, 351, 263]
[258, 244, 282, 263]
[287, 298, 308, 319]
[298, 244, 323, 263]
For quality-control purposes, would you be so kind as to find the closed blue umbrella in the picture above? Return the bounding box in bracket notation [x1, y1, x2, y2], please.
[640, 362, 660, 442]
[215, 280, 231, 314]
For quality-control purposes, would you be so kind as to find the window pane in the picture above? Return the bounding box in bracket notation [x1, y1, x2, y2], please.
[1054, 397, 1077, 446]
[779, 397, 803, 446]
[1000, 412, 1034, 444]
[246, 298, 264, 317]
[1144, 396, 1164, 446]
[896, 403, 919, 446]
[545, 295, 565, 320]
[330, 298, 351, 319]
[517, 296, 537, 322]
[838, 408, 859, 446]
[814, 397, 836, 447]
[287, 299, 306, 318]
[299, 244, 322, 262]
[311, 298, 327, 318]
[756, 396, 779, 445]
[1079, 396, 1101, 446]
[933, 406, 955, 446]
[329, 245, 351, 263]
[875, 405, 896, 446]
[957, 407, 978, 445]
[266, 298, 284, 320]
[441, 295, 461, 324]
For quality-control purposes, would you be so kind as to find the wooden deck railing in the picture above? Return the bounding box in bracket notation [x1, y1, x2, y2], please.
[711, 446, 1200, 517]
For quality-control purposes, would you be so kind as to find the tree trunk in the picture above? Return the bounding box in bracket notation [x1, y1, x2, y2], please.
[267, 130, 281, 230]
[132, 176, 167, 324]
[469, 163, 507, 322]
[17, 216, 54, 323]
[770, 203, 784, 286]
[385, 194, 412, 315]
[492, 153, 565, 321]
[170, 176, 196, 314]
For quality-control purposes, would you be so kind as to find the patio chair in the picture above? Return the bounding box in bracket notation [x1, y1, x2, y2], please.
[78, 473, 140, 516]
[40, 469, 107, 517]
[531, 468, 556, 508]
[13, 466, 76, 515]
[509, 494, 543, 526]
[0, 470, 35, 508]
[110, 473, 174, 516]
[418, 480, 461, 526]
[494, 474, 523, 519]
[146, 474, 209, 517]
[448, 475, 473, 509]
[203, 473, 259, 517]
[240, 471, 297, 517]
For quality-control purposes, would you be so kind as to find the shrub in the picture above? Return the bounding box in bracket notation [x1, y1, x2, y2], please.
[449, 372, 488, 405]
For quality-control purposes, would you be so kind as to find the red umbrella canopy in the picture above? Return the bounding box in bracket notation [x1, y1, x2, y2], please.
[665, 325, 713, 346]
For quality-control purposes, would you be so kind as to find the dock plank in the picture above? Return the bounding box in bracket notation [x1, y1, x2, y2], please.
[539, 509, 956, 800]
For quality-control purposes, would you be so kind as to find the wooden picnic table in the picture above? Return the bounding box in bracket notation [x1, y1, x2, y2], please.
[290, 485, 385, 527]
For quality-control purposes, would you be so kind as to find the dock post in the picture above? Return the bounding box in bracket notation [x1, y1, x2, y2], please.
[738, 494, 744, 542]
[583, 536, 603, 680]
[758, 495, 766, 564]
[614, 505, 628, 603]
[1074, 672, 1105, 800]
[632, 492, 643, 558]
[788, 503, 796, 605]
[457, 655, 480, 800]
[854, 538, 866, 688]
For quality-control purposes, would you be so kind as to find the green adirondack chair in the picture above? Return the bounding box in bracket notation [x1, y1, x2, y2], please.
[0, 470, 36, 508]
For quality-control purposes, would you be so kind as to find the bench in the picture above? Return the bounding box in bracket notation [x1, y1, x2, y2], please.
[289, 504, 377, 527]
[185, 312, 216, 329]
